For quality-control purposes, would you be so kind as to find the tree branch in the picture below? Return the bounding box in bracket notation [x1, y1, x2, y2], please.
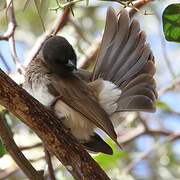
[0, 68, 110, 180]
[0, 166, 18, 180]
[44, 147, 56, 180]
[128, 0, 154, 18]
[122, 132, 180, 174]
[0, 112, 44, 179]
[117, 125, 174, 145]
[52, 6, 70, 36]
[0, 0, 16, 41]
[158, 78, 180, 97]
[2, 0, 25, 74]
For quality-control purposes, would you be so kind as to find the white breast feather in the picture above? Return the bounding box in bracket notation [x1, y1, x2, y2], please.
[25, 83, 54, 107]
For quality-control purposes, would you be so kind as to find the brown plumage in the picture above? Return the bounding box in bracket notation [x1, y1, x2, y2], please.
[23, 7, 157, 154]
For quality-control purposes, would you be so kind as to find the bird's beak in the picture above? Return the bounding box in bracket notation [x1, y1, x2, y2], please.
[67, 59, 77, 71]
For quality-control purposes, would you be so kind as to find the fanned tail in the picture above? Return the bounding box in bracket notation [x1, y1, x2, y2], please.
[92, 7, 157, 112]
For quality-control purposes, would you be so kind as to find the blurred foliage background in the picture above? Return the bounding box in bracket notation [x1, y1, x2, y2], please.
[0, 0, 180, 180]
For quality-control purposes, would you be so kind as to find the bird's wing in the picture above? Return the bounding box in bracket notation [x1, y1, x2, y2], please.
[49, 74, 119, 146]
[91, 7, 157, 112]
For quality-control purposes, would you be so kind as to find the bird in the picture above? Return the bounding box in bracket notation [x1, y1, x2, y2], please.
[23, 7, 157, 155]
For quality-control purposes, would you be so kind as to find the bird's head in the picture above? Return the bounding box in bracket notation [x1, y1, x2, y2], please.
[42, 36, 77, 76]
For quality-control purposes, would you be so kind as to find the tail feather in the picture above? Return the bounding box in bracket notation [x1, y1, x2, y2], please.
[115, 44, 151, 85]
[122, 74, 157, 96]
[91, 7, 157, 112]
[116, 95, 155, 112]
[92, 6, 118, 79]
[120, 74, 155, 90]
[138, 61, 156, 75]
[121, 86, 156, 102]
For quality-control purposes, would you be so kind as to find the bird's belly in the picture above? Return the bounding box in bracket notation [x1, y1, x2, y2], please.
[54, 100, 94, 142]
[25, 84, 94, 142]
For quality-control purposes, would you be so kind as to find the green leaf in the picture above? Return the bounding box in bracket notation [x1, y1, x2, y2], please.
[93, 138, 129, 170]
[0, 139, 6, 158]
[156, 101, 171, 111]
[162, 3, 180, 43]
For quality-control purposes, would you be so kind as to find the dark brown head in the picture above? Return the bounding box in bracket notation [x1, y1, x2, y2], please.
[42, 36, 77, 76]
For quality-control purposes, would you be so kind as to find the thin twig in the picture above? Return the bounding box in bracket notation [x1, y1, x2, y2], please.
[0, 154, 46, 180]
[44, 148, 56, 180]
[0, 154, 59, 180]
[137, 113, 149, 131]
[0, 1, 16, 41]
[8, 37, 25, 74]
[4, 0, 25, 74]
[122, 132, 180, 174]
[0, 166, 18, 180]
[117, 124, 174, 145]
[0, 113, 44, 180]
[158, 78, 180, 97]
[52, 6, 70, 36]
[5, 0, 13, 20]
[102, 0, 154, 17]
[128, 0, 154, 18]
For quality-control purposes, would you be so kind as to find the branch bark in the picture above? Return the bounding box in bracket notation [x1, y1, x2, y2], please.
[0, 68, 110, 180]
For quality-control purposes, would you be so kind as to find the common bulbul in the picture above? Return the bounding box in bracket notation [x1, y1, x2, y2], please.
[23, 7, 157, 154]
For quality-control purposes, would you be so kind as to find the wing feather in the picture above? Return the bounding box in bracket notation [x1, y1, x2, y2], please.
[50, 74, 118, 144]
